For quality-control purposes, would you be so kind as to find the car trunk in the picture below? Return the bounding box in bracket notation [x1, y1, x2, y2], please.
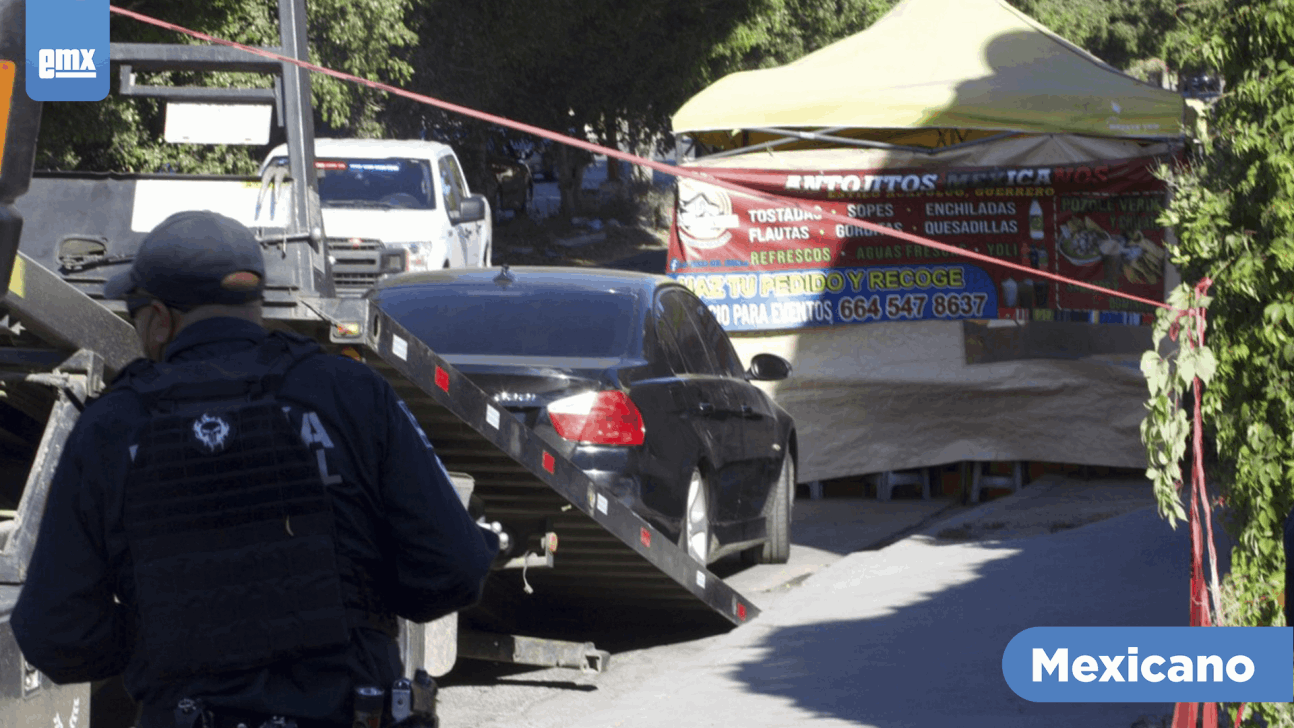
[446, 354, 611, 407]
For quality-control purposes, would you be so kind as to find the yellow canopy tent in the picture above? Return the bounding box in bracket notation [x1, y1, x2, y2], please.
[672, 0, 1185, 153]
[666, 0, 1190, 482]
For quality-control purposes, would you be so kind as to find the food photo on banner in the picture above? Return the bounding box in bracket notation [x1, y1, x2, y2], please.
[667, 155, 1173, 333]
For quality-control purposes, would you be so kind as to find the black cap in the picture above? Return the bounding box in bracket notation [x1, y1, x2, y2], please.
[104, 210, 266, 310]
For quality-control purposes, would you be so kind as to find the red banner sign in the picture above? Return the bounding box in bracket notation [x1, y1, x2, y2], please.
[667, 155, 1172, 331]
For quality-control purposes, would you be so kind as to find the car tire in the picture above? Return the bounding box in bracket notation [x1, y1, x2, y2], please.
[744, 447, 793, 565]
[680, 467, 710, 565]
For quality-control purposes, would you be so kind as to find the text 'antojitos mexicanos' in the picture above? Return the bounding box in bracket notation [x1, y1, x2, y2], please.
[784, 163, 1116, 196]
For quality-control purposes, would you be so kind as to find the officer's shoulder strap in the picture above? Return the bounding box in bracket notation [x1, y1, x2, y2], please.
[257, 329, 325, 393]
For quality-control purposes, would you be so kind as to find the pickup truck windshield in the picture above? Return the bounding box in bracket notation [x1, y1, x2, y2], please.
[267, 156, 436, 210]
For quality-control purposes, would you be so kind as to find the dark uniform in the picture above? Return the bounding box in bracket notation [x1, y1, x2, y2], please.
[10, 211, 498, 728]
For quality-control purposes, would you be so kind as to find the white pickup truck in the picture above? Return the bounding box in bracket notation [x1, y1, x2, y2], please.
[257, 138, 493, 292]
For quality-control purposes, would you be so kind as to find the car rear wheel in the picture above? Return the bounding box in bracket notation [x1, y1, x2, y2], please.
[681, 467, 710, 564]
[745, 447, 793, 565]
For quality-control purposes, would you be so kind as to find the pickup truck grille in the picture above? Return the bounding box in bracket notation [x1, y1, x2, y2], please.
[328, 238, 384, 295]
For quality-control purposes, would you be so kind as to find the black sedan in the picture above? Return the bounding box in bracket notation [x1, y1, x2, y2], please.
[371, 266, 797, 565]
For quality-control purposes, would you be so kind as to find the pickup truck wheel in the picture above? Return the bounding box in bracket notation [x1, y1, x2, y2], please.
[743, 448, 793, 565]
[680, 467, 710, 565]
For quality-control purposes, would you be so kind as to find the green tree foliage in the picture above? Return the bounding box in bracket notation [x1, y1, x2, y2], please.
[382, 0, 899, 214]
[1151, 0, 1294, 724]
[1006, 0, 1180, 71]
[35, 0, 417, 173]
[34, 0, 1191, 181]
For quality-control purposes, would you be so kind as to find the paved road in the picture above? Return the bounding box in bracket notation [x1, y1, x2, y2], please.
[440, 478, 1204, 728]
[601, 248, 667, 274]
[532, 157, 675, 221]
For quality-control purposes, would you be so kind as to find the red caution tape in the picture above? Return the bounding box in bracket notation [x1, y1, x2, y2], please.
[107, 4, 1184, 315]
[1173, 278, 1219, 728]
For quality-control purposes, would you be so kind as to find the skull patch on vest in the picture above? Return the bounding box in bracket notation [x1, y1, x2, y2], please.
[192, 414, 233, 454]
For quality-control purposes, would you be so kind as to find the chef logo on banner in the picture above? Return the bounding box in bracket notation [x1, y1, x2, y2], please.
[667, 156, 1173, 332]
[677, 177, 739, 250]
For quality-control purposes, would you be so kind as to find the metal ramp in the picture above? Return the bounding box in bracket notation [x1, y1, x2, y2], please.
[351, 306, 760, 630]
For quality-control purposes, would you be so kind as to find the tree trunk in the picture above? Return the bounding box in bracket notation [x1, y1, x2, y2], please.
[630, 136, 655, 186]
[604, 121, 621, 184]
[556, 145, 587, 219]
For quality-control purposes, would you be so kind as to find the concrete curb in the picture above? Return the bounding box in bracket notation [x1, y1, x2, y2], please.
[913, 473, 1071, 538]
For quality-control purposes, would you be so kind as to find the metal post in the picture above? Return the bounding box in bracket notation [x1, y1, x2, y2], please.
[0, 0, 43, 300]
[277, 0, 331, 295]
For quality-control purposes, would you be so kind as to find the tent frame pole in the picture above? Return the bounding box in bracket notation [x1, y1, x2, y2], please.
[700, 127, 1023, 158]
[683, 128, 1184, 162]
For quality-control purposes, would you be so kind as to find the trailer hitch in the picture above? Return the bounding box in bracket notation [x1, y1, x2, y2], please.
[457, 628, 611, 674]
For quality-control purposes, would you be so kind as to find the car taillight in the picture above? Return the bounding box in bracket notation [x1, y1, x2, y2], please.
[548, 391, 645, 446]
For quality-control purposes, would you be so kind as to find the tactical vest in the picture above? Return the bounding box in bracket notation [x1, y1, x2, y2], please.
[116, 331, 369, 683]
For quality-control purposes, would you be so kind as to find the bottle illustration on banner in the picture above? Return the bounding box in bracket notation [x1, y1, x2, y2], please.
[1029, 200, 1044, 240]
[1001, 277, 1018, 307]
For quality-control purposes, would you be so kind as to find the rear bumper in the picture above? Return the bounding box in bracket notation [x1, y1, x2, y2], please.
[569, 445, 677, 539]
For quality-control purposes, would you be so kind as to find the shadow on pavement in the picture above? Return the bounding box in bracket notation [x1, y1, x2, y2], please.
[720, 508, 1210, 727]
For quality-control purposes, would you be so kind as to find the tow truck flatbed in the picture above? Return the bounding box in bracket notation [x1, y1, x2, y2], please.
[0, 0, 759, 724]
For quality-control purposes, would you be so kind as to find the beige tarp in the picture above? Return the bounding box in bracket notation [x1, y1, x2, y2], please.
[730, 322, 1151, 484]
[673, 0, 1184, 149]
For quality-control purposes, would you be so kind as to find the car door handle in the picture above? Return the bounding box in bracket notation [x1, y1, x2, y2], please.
[696, 401, 715, 416]
[740, 404, 755, 418]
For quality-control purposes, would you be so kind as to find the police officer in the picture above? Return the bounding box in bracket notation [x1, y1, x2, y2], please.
[11, 210, 499, 728]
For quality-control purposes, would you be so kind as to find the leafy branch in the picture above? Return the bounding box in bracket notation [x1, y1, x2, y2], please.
[1141, 282, 1215, 529]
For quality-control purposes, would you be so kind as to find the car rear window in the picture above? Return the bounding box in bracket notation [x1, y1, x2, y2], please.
[379, 287, 638, 358]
